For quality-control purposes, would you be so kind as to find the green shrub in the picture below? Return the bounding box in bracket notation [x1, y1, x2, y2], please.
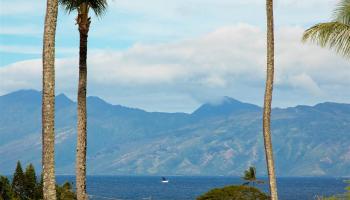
[197, 185, 269, 200]
[0, 176, 16, 200]
[1, 161, 76, 200]
[56, 182, 76, 200]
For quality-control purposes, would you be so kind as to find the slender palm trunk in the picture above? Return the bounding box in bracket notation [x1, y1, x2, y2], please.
[42, 0, 58, 199]
[76, 12, 90, 200]
[263, 0, 278, 199]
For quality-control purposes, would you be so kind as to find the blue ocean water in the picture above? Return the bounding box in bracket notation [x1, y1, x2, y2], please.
[56, 176, 348, 200]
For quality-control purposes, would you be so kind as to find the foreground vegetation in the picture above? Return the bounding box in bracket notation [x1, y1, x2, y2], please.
[318, 180, 350, 200]
[197, 167, 269, 200]
[0, 161, 76, 200]
[197, 166, 350, 200]
[196, 185, 269, 200]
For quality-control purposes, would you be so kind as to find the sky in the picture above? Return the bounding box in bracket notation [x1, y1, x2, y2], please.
[0, 0, 349, 113]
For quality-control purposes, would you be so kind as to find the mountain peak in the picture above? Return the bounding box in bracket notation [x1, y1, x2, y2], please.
[56, 93, 71, 101]
[87, 96, 110, 105]
[0, 89, 41, 104]
[56, 93, 74, 107]
[191, 96, 260, 118]
[3, 89, 40, 98]
[221, 96, 243, 104]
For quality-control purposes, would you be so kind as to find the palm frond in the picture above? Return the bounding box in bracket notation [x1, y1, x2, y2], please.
[333, 0, 350, 25]
[302, 22, 350, 57]
[59, 0, 108, 16]
[243, 166, 256, 181]
[88, 0, 108, 17]
[243, 170, 250, 181]
[249, 166, 256, 180]
[59, 0, 79, 13]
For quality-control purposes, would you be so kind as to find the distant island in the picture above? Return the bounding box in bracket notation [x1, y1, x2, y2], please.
[0, 89, 349, 176]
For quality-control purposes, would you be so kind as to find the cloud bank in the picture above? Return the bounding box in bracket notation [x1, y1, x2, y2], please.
[1, 24, 349, 112]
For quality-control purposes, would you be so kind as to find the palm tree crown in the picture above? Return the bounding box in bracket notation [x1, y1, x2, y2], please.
[302, 0, 350, 57]
[59, 0, 107, 15]
[243, 166, 257, 182]
[242, 166, 265, 186]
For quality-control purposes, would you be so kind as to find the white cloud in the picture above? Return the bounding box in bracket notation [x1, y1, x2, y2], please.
[0, 45, 108, 58]
[288, 73, 323, 96]
[0, 24, 349, 112]
[0, 59, 42, 93]
[0, 1, 44, 16]
[0, 45, 41, 54]
[277, 0, 336, 7]
[0, 0, 340, 44]
[0, 26, 42, 36]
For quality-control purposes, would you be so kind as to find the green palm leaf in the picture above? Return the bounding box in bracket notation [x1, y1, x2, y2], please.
[302, 0, 350, 57]
[59, 0, 107, 16]
[333, 0, 350, 24]
[302, 22, 350, 57]
[243, 166, 256, 181]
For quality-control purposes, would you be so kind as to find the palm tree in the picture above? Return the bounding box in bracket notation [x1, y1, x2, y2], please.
[263, 0, 278, 199]
[242, 166, 265, 186]
[58, 1, 107, 199]
[42, 0, 59, 199]
[242, 166, 256, 185]
[302, 0, 350, 57]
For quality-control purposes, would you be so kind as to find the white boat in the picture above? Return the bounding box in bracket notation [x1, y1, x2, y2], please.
[161, 177, 169, 183]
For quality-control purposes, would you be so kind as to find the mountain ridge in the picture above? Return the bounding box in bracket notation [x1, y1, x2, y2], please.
[0, 90, 349, 176]
[4, 89, 350, 113]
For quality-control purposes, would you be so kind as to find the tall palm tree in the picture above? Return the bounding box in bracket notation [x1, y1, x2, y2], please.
[58, 1, 107, 199]
[302, 0, 350, 57]
[303, 2, 350, 200]
[42, 0, 59, 199]
[263, 0, 278, 199]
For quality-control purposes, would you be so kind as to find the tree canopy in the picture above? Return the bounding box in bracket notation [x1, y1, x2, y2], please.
[11, 162, 25, 199]
[0, 161, 76, 200]
[196, 185, 269, 200]
[0, 176, 16, 200]
[58, 0, 107, 16]
[302, 0, 350, 57]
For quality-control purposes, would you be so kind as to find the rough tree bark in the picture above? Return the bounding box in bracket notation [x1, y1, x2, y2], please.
[76, 11, 90, 200]
[42, 0, 58, 199]
[263, 0, 279, 199]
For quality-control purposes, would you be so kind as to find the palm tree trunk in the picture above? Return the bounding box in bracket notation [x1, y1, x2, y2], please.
[42, 0, 58, 199]
[76, 13, 90, 200]
[263, 0, 278, 199]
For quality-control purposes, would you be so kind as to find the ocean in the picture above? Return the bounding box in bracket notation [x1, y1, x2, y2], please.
[56, 176, 348, 200]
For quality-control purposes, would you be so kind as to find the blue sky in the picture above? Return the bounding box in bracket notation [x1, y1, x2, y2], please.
[0, 0, 349, 112]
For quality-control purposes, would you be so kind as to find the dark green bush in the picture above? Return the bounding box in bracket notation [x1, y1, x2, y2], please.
[0, 176, 16, 200]
[197, 185, 269, 200]
[1, 161, 76, 200]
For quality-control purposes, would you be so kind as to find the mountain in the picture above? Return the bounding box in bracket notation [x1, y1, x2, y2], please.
[0, 90, 349, 176]
[192, 96, 260, 119]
